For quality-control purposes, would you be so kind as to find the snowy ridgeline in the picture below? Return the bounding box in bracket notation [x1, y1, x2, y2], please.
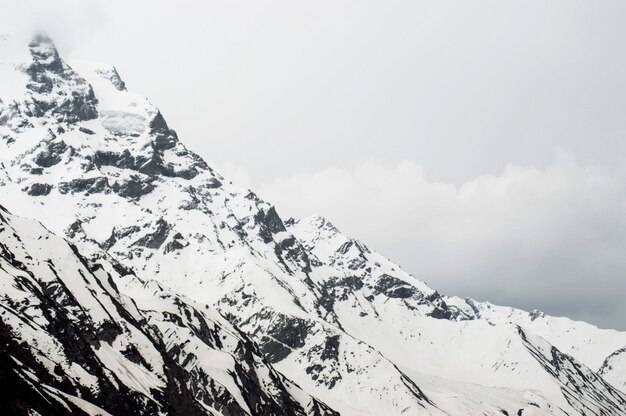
[0, 34, 625, 416]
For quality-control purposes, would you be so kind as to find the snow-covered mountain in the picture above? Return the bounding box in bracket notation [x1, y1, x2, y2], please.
[0, 204, 336, 416]
[0, 34, 625, 415]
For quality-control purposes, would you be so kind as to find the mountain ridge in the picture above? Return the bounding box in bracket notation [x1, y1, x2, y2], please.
[0, 34, 625, 415]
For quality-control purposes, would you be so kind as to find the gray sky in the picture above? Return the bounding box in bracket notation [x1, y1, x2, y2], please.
[4, 0, 626, 329]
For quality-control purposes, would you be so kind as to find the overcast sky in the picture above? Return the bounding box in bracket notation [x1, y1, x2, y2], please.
[3, 0, 626, 329]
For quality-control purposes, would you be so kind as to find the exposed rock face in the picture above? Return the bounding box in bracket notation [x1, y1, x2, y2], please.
[25, 182, 52, 196]
[23, 35, 98, 123]
[94, 65, 127, 91]
[0, 35, 625, 416]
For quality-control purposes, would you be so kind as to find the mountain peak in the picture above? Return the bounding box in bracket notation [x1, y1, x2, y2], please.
[299, 213, 341, 234]
[70, 60, 128, 92]
[95, 64, 127, 91]
[27, 33, 62, 72]
[0, 33, 98, 126]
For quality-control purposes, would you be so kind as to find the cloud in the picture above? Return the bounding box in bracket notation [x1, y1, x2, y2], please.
[251, 152, 626, 329]
[0, 0, 106, 52]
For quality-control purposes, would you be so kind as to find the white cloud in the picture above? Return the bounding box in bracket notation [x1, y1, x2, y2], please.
[0, 0, 106, 51]
[252, 152, 626, 329]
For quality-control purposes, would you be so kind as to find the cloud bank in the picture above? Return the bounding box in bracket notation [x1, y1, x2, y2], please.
[227, 153, 626, 330]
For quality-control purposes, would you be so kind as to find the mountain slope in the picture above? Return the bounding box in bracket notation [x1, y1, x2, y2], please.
[0, 204, 336, 415]
[288, 215, 626, 413]
[0, 34, 444, 415]
[0, 34, 625, 415]
[289, 214, 626, 385]
[600, 347, 626, 391]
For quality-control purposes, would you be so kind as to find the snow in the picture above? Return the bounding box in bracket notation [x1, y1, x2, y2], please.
[45, 387, 114, 416]
[0, 34, 625, 416]
[71, 60, 157, 136]
[445, 296, 626, 372]
[93, 343, 165, 398]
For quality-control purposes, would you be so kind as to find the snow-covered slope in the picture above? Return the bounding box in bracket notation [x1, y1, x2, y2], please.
[288, 214, 626, 412]
[0, 34, 625, 415]
[600, 347, 626, 392]
[0, 204, 336, 415]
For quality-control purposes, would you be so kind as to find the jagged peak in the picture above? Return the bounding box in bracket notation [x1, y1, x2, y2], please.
[0, 33, 60, 67]
[71, 60, 128, 92]
[298, 213, 341, 234]
[94, 64, 127, 91]
[0, 33, 99, 125]
[27, 33, 62, 71]
[149, 109, 170, 132]
[529, 308, 546, 321]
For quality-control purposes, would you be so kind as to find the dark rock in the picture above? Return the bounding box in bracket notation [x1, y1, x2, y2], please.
[267, 316, 310, 350]
[103, 225, 141, 251]
[136, 153, 164, 176]
[149, 111, 169, 133]
[261, 338, 293, 364]
[320, 335, 340, 361]
[261, 315, 312, 363]
[24, 35, 98, 123]
[58, 177, 108, 195]
[28, 34, 64, 73]
[132, 219, 170, 249]
[337, 241, 353, 255]
[326, 276, 364, 292]
[65, 220, 84, 239]
[91, 141, 210, 181]
[529, 309, 545, 321]
[34, 140, 67, 168]
[112, 176, 155, 199]
[93, 149, 136, 170]
[429, 307, 451, 320]
[153, 132, 178, 152]
[374, 274, 417, 299]
[96, 321, 122, 344]
[305, 361, 341, 389]
[346, 257, 366, 270]
[255, 206, 286, 243]
[205, 177, 222, 188]
[164, 233, 185, 253]
[26, 183, 52, 196]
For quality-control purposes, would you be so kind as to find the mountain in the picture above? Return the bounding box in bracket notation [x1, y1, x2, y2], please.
[0, 203, 336, 416]
[0, 34, 625, 415]
[288, 215, 626, 414]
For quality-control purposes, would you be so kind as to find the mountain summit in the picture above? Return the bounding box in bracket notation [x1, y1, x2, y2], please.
[1, 35, 625, 416]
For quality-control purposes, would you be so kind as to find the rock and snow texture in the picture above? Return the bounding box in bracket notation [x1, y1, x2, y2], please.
[0, 204, 336, 416]
[0, 34, 625, 415]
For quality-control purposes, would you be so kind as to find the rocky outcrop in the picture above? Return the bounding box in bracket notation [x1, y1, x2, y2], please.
[23, 34, 98, 124]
